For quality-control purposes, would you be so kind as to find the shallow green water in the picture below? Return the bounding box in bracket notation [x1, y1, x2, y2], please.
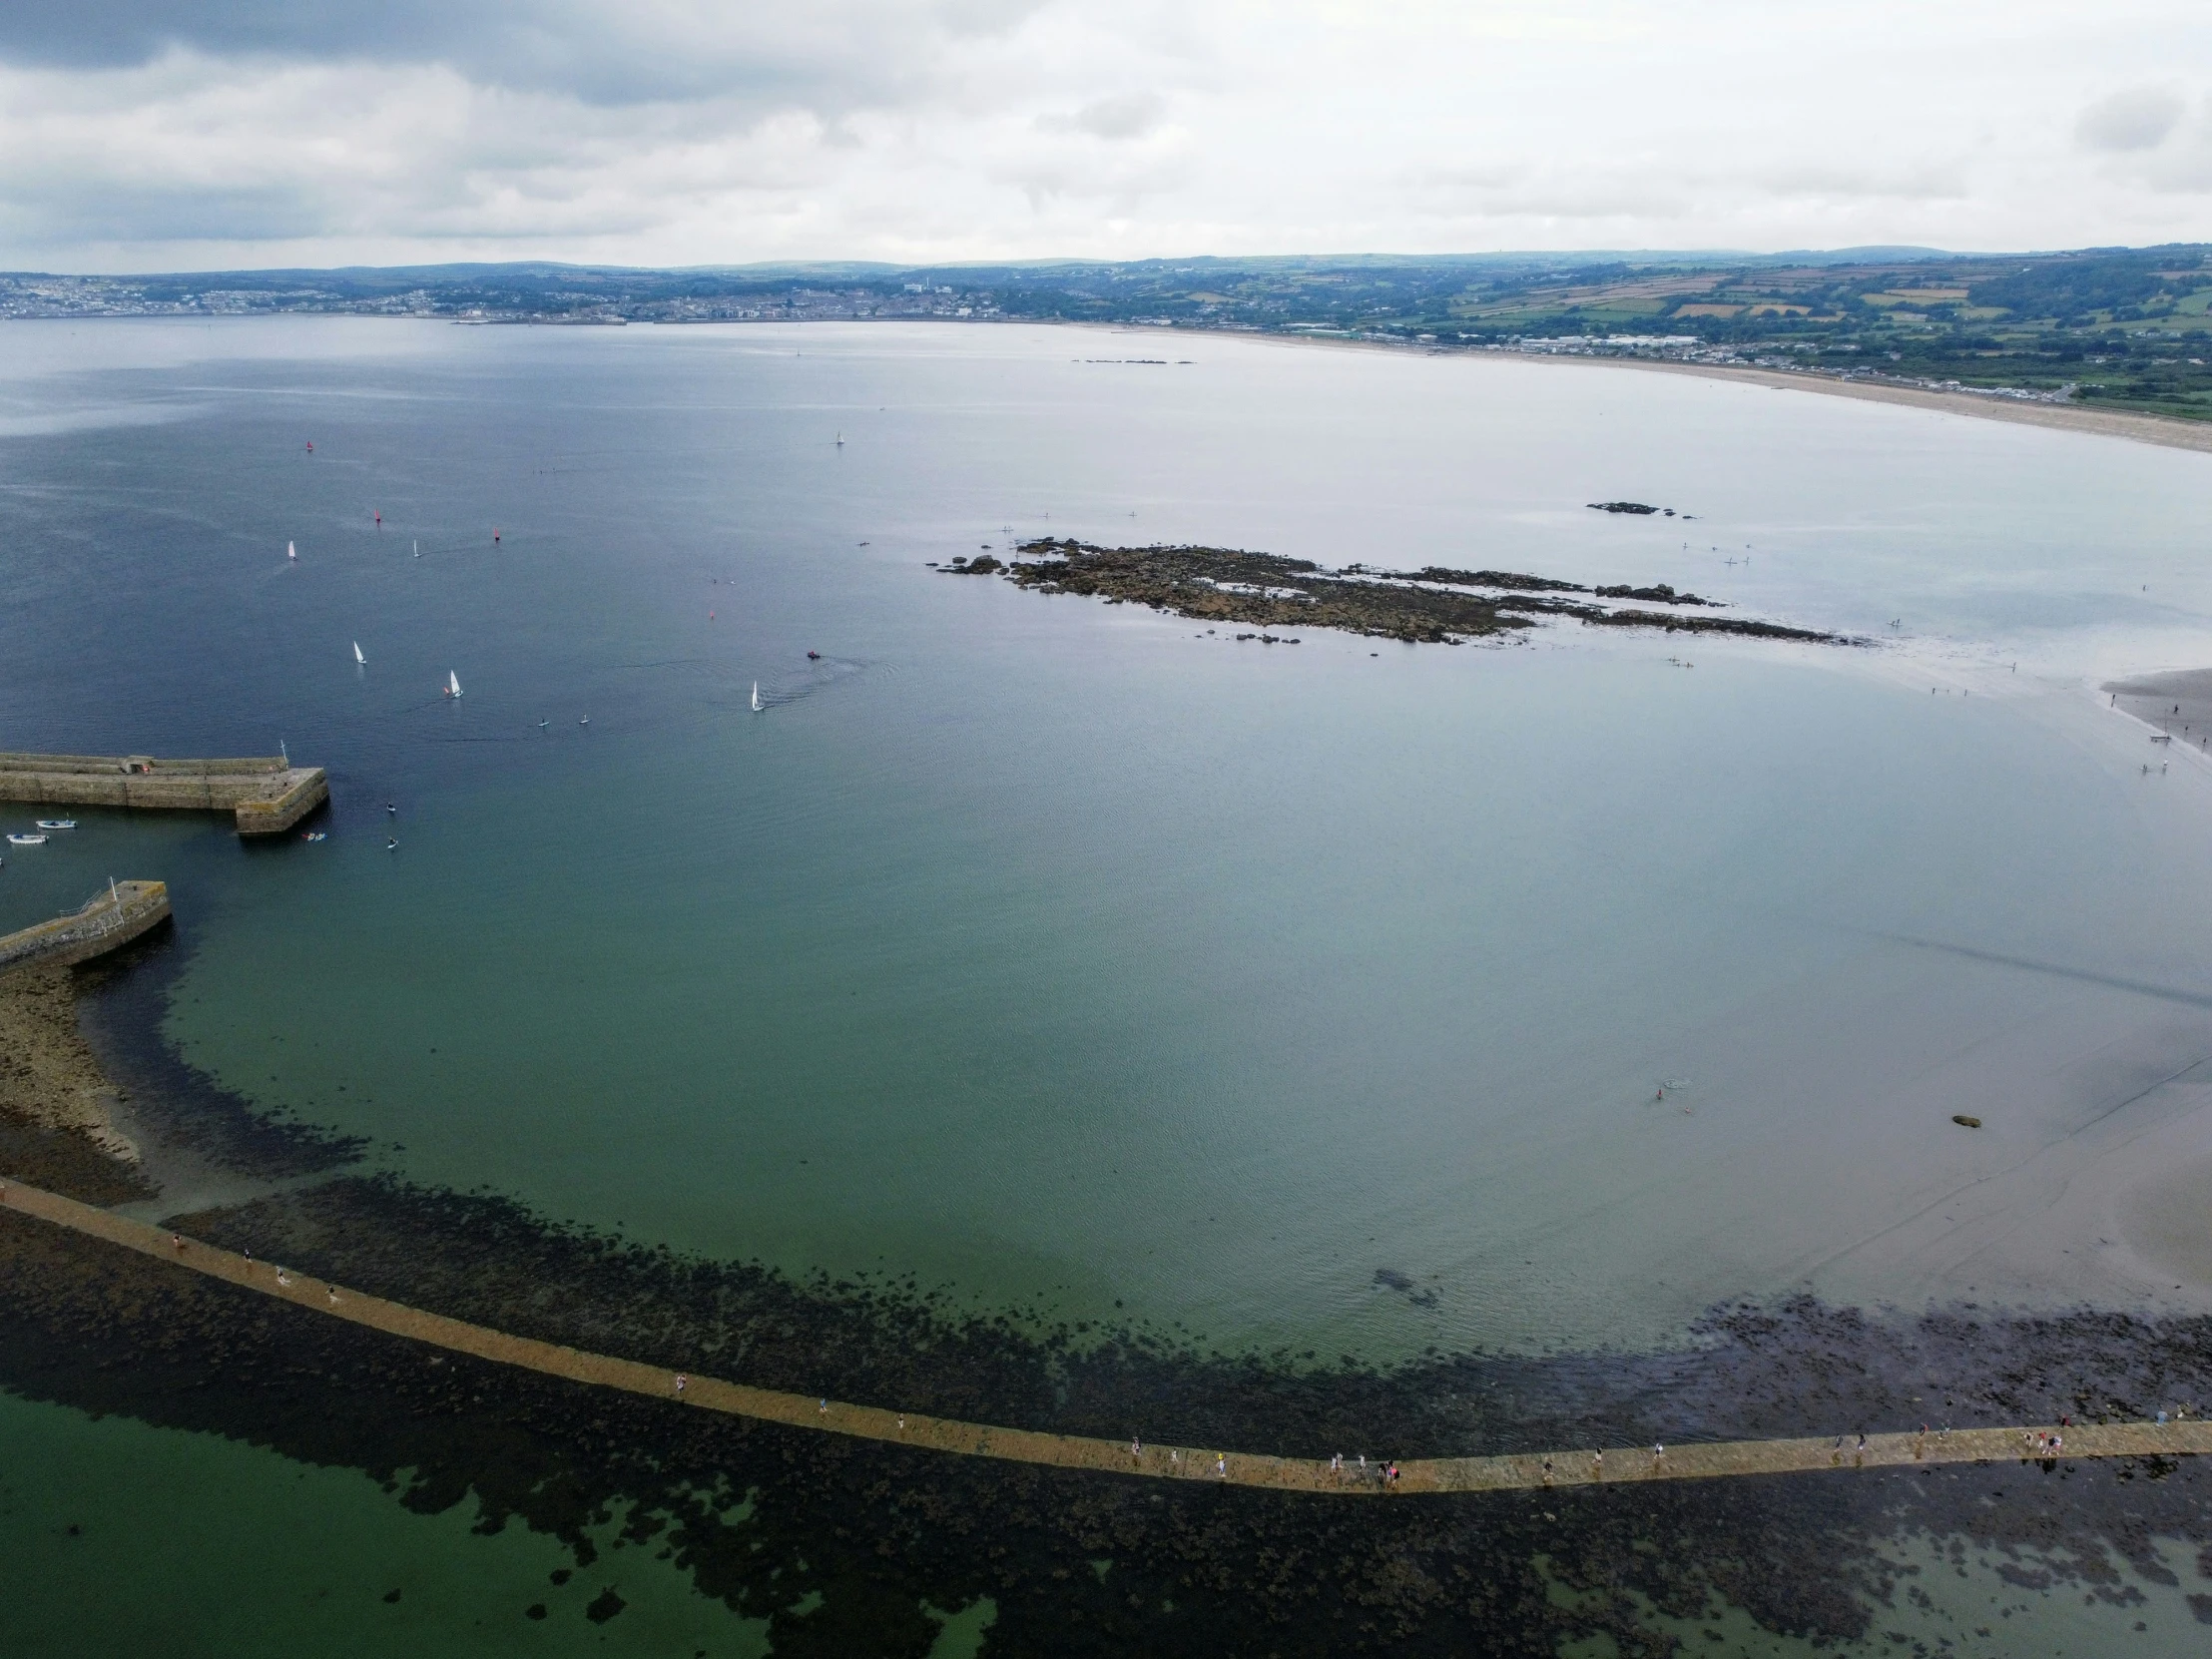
[0, 1388, 770, 1657]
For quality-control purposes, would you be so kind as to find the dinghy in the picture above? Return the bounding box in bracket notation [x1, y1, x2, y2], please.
[445, 671, 462, 699]
[34, 820, 75, 830]
[287, 540, 297, 561]
[7, 832, 48, 846]
[752, 681, 763, 713]
[353, 641, 366, 665]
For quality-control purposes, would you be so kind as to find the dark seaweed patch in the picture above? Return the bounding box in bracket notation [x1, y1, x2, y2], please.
[4, 1170, 2208, 1656]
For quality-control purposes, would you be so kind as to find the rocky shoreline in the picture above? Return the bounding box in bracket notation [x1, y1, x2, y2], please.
[974, 539, 1845, 646]
[0, 966, 150, 1188]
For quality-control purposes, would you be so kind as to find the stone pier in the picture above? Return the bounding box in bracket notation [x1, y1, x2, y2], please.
[0, 752, 327, 835]
[0, 881, 171, 975]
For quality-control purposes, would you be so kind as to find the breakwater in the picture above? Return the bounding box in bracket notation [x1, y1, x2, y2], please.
[0, 752, 327, 835]
[0, 881, 170, 976]
[3, 1173, 2204, 1496]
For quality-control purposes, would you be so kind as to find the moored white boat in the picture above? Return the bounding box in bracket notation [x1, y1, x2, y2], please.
[8, 832, 48, 845]
[34, 820, 75, 830]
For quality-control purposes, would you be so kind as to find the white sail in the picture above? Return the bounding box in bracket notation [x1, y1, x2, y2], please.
[751, 681, 762, 713]
[287, 540, 296, 560]
[352, 641, 365, 665]
[448, 671, 462, 698]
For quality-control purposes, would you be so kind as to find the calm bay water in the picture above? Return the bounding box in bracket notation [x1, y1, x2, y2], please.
[6, 318, 2212, 1652]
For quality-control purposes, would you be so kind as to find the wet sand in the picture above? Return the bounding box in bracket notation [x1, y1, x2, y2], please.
[0, 967, 143, 1169]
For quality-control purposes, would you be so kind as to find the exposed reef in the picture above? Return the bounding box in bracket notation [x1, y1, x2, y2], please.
[985, 539, 1842, 645]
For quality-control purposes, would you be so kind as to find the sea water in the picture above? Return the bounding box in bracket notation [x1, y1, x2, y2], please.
[5, 318, 2212, 1651]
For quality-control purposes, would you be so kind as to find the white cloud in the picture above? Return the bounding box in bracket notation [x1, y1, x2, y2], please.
[0, 2, 2204, 270]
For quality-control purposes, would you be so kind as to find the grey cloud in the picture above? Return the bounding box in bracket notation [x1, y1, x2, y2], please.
[0, 1, 1051, 108]
[0, 178, 328, 246]
[1062, 91, 1164, 140]
[2075, 84, 2187, 153]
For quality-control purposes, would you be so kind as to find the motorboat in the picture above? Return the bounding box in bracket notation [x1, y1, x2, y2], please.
[34, 820, 75, 830]
[7, 832, 48, 845]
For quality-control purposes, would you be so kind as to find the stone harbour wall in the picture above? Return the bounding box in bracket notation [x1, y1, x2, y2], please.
[0, 754, 327, 834]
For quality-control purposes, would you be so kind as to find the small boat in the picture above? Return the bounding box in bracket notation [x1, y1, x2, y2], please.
[353, 641, 366, 665]
[445, 671, 462, 699]
[34, 820, 75, 830]
[751, 681, 763, 713]
[300, 831, 326, 842]
[413, 540, 420, 558]
[287, 540, 297, 561]
[7, 832, 48, 846]
[834, 431, 845, 447]
[807, 650, 821, 661]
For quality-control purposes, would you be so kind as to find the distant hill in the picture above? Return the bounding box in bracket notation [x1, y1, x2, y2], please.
[4, 244, 2207, 421]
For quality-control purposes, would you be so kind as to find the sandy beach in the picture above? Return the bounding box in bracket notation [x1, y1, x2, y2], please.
[1546, 354, 2212, 455]
[1113, 324, 2212, 457]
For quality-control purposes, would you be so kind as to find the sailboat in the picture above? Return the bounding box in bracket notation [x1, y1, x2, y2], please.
[287, 540, 296, 561]
[751, 682, 763, 713]
[834, 431, 845, 447]
[413, 540, 420, 558]
[352, 641, 366, 666]
[445, 671, 462, 699]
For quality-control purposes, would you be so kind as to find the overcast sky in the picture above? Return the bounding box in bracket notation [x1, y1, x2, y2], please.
[0, 1, 2206, 273]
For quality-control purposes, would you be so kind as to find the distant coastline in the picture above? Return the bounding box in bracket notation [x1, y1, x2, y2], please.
[1108, 322, 2212, 457]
